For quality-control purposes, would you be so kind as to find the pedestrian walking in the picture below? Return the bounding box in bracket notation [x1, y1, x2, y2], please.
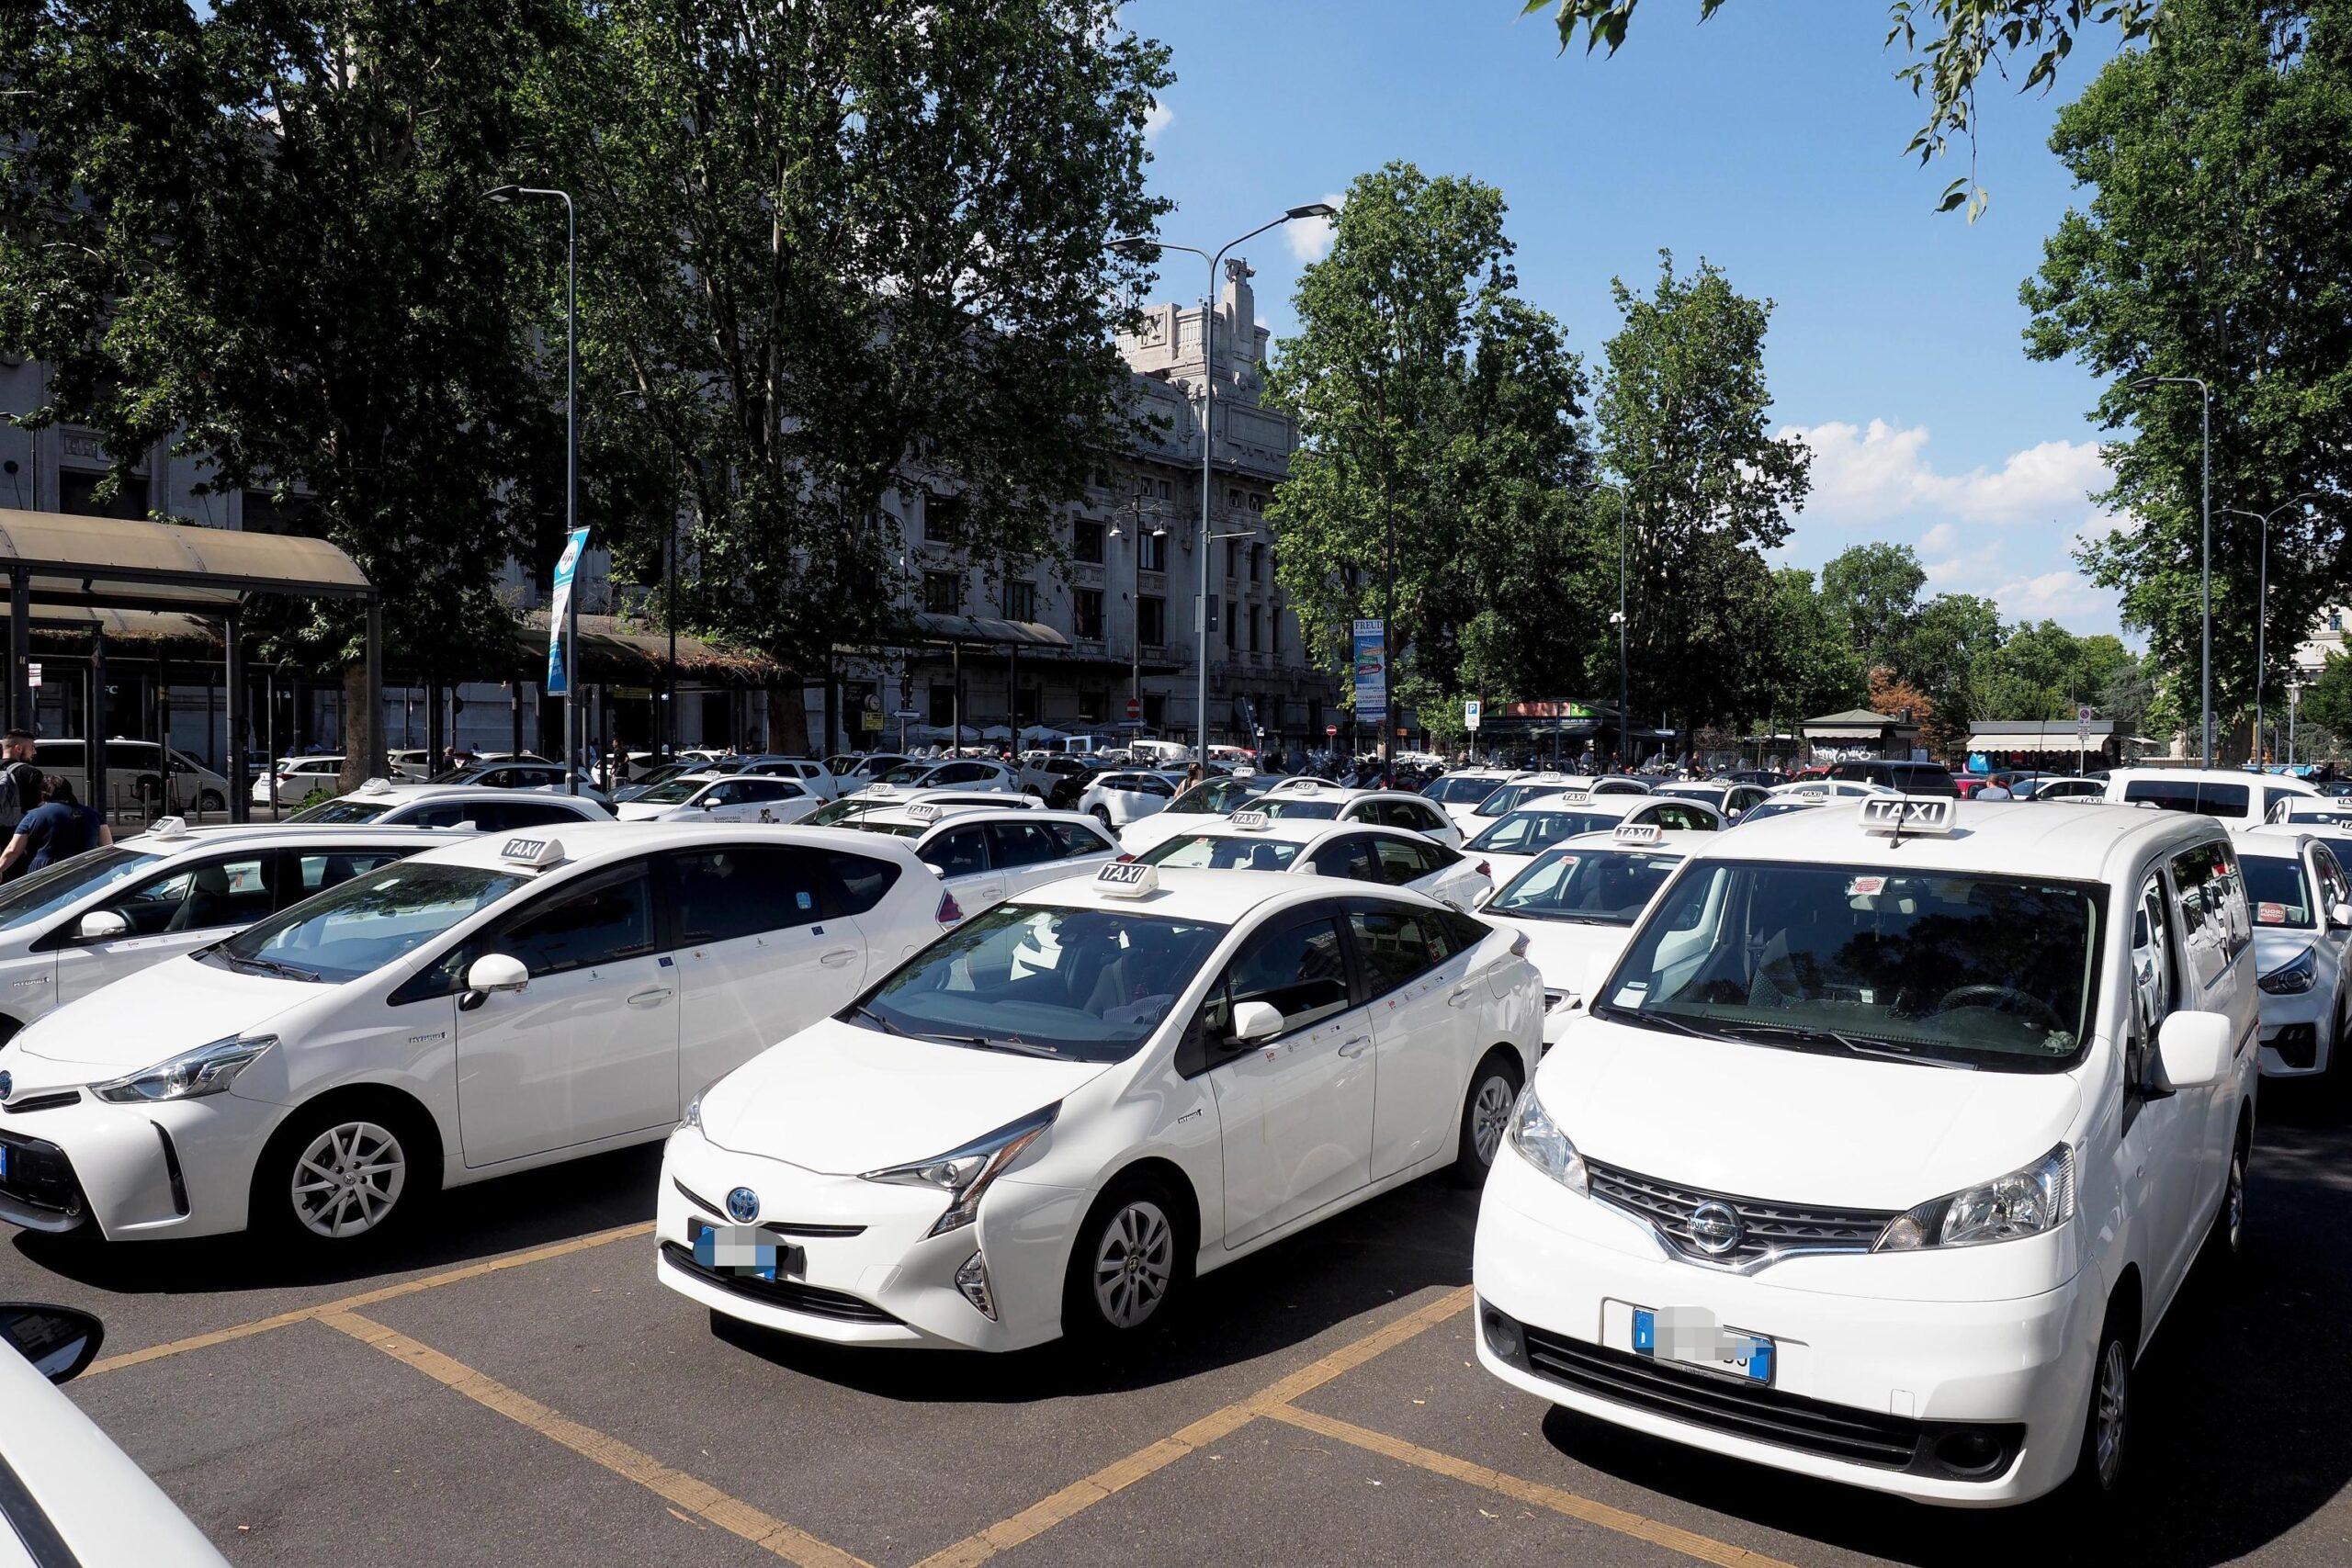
[0, 774, 108, 878]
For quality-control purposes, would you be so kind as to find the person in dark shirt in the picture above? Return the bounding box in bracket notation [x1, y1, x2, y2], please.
[0, 776, 109, 877]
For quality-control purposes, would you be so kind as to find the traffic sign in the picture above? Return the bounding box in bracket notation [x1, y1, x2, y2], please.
[1125, 696, 1141, 721]
[24, 662, 40, 690]
[1464, 698, 1481, 731]
[890, 707, 921, 719]
[1325, 725, 1338, 738]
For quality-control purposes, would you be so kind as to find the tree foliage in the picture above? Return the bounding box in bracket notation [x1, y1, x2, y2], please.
[2025, 0, 2352, 749]
[1264, 162, 1591, 735]
[1821, 542, 1929, 671]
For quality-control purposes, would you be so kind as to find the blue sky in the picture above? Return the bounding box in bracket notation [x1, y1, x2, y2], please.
[1127, 0, 2133, 637]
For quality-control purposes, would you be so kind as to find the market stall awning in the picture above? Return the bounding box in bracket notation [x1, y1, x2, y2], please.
[1970, 719, 2118, 750]
[0, 507, 370, 615]
[1803, 706, 1918, 741]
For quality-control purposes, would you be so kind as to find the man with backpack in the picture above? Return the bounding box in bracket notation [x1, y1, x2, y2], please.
[0, 729, 45, 875]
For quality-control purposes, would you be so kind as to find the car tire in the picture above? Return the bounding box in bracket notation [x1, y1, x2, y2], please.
[1452, 1051, 1522, 1187]
[250, 1094, 438, 1248]
[1063, 1173, 1191, 1345]
[1090, 805, 1113, 829]
[2205, 1122, 2249, 1267]
[2066, 1307, 2135, 1504]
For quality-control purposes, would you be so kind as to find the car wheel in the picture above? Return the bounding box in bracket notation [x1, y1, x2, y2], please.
[2068, 1311, 2134, 1502]
[252, 1097, 436, 1247]
[2207, 1125, 2249, 1265]
[1090, 805, 1113, 828]
[196, 790, 224, 814]
[1452, 1052, 1522, 1187]
[1063, 1175, 1190, 1344]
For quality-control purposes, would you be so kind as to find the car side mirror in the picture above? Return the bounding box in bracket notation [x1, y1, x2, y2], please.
[0, 1303, 104, 1383]
[460, 953, 530, 1011]
[1471, 886, 1493, 910]
[701, 796, 718, 810]
[1230, 999, 1284, 1043]
[2332, 900, 2352, 931]
[2154, 1009, 2233, 1092]
[74, 908, 130, 941]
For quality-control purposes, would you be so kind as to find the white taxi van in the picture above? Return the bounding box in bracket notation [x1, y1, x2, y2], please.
[657, 861, 1544, 1350]
[1474, 798, 2259, 1506]
[0, 825, 944, 1245]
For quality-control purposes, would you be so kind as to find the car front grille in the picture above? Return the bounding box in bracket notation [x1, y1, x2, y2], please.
[661, 1241, 901, 1325]
[1585, 1159, 1897, 1266]
[0, 1089, 79, 1114]
[0, 1130, 87, 1230]
[673, 1181, 867, 1238]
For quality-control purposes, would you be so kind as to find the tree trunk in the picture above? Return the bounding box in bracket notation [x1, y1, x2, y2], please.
[339, 662, 370, 792]
[765, 682, 810, 755]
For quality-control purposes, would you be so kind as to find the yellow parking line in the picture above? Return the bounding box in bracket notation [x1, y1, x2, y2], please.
[84, 1220, 654, 1378]
[322, 1310, 871, 1568]
[910, 1286, 1475, 1568]
[1261, 1404, 1798, 1568]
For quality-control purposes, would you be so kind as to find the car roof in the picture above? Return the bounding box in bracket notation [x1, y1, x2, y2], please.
[1149, 816, 1430, 851]
[1020, 863, 1442, 922]
[1685, 797, 2222, 883]
[401, 820, 928, 877]
[861, 807, 1101, 834]
[127, 822, 470, 852]
[1484, 792, 1649, 820]
[2113, 766, 2318, 792]
[2233, 823, 2331, 860]
[1554, 827, 1714, 854]
[334, 783, 602, 807]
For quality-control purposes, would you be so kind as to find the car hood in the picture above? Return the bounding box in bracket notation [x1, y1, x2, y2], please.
[1117, 813, 1215, 855]
[1539, 1014, 2087, 1211]
[696, 1016, 1109, 1173]
[1479, 914, 1634, 998]
[615, 801, 689, 821]
[9, 956, 316, 1071]
[2252, 926, 2321, 976]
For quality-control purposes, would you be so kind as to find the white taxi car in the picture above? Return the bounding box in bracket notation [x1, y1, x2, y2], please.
[1653, 779, 1770, 823]
[1465, 790, 1722, 887]
[1475, 799, 2260, 1506]
[876, 758, 1021, 794]
[0, 825, 947, 1245]
[2231, 824, 2352, 1079]
[1462, 773, 1635, 834]
[2102, 766, 2319, 827]
[614, 772, 823, 825]
[291, 780, 615, 830]
[1078, 770, 1183, 829]
[657, 860, 1543, 1350]
[1421, 769, 1515, 835]
[806, 783, 1034, 829]
[1136, 811, 1490, 911]
[0, 819, 458, 1045]
[1474, 824, 1706, 1046]
[846, 805, 1121, 922]
[1113, 775, 1278, 858]
[1254, 784, 1464, 848]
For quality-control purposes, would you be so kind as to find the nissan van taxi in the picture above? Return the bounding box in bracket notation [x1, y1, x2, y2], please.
[1473, 797, 2258, 1506]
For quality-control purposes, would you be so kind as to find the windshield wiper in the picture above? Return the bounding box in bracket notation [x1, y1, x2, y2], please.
[924, 1032, 1063, 1058]
[224, 952, 322, 983]
[848, 1003, 912, 1037]
[1713, 1019, 1976, 1070]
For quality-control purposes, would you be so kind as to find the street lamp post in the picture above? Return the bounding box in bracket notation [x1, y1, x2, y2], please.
[1595, 480, 1630, 772]
[1109, 204, 1337, 768]
[2224, 493, 2319, 767]
[2132, 375, 2212, 768]
[489, 183, 581, 794]
[1109, 501, 1167, 720]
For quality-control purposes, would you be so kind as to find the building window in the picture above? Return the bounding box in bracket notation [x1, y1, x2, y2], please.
[1250, 544, 1265, 583]
[1226, 539, 1241, 578]
[1248, 492, 1264, 513]
[1226, 603, 1238, 649]
[1004, 580, 1037, 622]
[1143, 693, 1167, 729]
[1227, 487, 1243, 509]
[1073, 587, 1104, 640]
[1137, 530, 1167, 572]
[924, 570, 961, 614]
[1074, 519, 1105, 564]
[1138, 595, 1167, 648]
[929, 684, 958, 725]
[1250, 606, 1261, 652]
[2333, 612, 2345, 633]
[61, 469, 148, 521]
[923, 492, 966, 542]
[1156, 479, 1170, 500]
[1076, 689, 1107, 724]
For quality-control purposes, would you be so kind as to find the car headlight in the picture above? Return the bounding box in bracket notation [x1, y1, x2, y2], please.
[1505, 1084, 1586, 1194]
[2260, 945, 2318, 996]
[1875, 1145, 2075, 1251]
[861, 1103, 1058, 1236]
[91, 1035, 277, 1105]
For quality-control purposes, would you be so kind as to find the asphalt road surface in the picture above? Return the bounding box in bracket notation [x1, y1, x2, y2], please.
[9, 1083, 2352, 1568]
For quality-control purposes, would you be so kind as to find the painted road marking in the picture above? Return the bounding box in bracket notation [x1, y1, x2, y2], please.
[84, 1221, 654, 1378]
[322, 1309, 870, 1568]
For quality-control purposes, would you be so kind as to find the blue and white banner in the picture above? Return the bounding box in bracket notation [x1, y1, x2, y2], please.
[547, 526, 590, 696]
[1352, 617, 1386, 723]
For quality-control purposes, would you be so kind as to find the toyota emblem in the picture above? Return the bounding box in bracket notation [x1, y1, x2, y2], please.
[1686, 1201, 1744, 1257]
[725, 1187, 761, 1224]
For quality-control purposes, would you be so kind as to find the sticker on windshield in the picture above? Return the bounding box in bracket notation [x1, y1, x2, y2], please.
[1847, 874, 1886, 897]
[2257, 901, 2289, 925]
[1611, 981, 1649, 1009]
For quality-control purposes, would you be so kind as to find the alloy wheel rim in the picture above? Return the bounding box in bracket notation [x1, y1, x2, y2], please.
[2228, 1148, 2246, 1251]
[1472, 1077, 1513, 1165]
[2094, 1339, 2129, 1488]
[1091, 1200, 1173, 1329]
[291, 1121, 406, 1239]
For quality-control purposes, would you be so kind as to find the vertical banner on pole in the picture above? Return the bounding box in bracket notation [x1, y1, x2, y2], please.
[547, 527, 590, 696]
[1352, 618, 1386, 724]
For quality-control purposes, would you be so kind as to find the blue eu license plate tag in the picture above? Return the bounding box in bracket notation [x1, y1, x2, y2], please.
[1634, 1306, 1774, 1384]
[0, 1145, 9, 1181]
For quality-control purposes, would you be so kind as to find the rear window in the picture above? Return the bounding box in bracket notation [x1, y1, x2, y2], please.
[2124, 778, 2250, 818]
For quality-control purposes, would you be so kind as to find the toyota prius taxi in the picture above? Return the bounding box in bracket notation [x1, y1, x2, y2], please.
[1473, 798, 2259, 1507]
[658, 860, 1544, 1350]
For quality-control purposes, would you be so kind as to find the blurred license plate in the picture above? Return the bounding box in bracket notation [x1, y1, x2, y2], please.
[0, 1145, 8, 1181]
[1633, 1305, 1774, 1384]
[693, 1224, 805, 1282]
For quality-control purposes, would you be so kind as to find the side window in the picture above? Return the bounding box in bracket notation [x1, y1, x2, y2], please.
[1308, 835, 1382, 883]
[404, 803, 472, 829]
[923, 828, 989, 879]
[816, 850, 901, 917]
[102, 853, 276, 935]
[1348, 907, 1443, 998]
[1374, 838, 1429, 886]
[2130, 874, 2175, 1039]
[985, 820, 1061, 870]
[478, 800, 588, 831]
[2168, 841, 2247, 993]
[665, 846, 824, 943]
[741, 780, 800, 802]
[1434, 908, 1491, 958]
[1046, 820, 1114, 858]
[1648, 803, 1711, 832]
[490, 864, 654, 976]
[279, 849, 407, 907]
[2315, 847, 2350, 917]
[1208, 917, 1351, 1043]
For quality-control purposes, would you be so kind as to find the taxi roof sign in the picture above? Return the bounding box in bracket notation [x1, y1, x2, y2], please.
[146, 815, 190, 841]
[1859, 797, 1954, 838]
[1611, 822, 1663, 844]
[1558, 790, 1592, 805]
[1231, 809, 1272, 831]
[500, 835, 566, 869]
[908, 802, 940, 823]
[1095, 860, 1159, 897]
[358, 777, 397, 795]
[866, 783, 898, 796]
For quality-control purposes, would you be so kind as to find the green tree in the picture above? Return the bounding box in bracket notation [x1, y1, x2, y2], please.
[1528, 0, 2164, 216]
[1596, 253, 1809, 744]
[536, 0, 1172, 685]
[1264, 163, 1591, 747]
[2300, 650, 2352, 741]
[0, 0, 570, 776]
[1820, 543, 1928, 671]
[1750, 567, 1868, 730]
[2024, 0, 2352, 760]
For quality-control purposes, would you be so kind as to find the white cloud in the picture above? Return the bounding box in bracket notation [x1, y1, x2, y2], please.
[1779, 418, 2111, 527]
[1994, 569, 2116, 624]
[1285, 193, 1344, 264]
[1143, 99, 1173, 142]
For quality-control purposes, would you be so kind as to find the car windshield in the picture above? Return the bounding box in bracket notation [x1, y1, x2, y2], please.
[1423, 776, 1502, 805]
[209, 862, 526, 985]
[634, 779, 707, 806]
[1655, 785, 1720, 803]
[1488, 848, 1681, 924]
[860, 822, 930, 839]
[288, 797, 395, 823]
[2244, 855, 2314, 928]
[1476, 782, 1568, 818]
[1594, 860, 2104, 1071]
[1467, 809, 1621, 854]
[850, 902, 1227, 1062]
[1167, 779, 1268, 815]
[1138, 832, 1304, 871]
[880, 763, 933, 784]
[1735, 801, 1819, 824]
[0, 847, 166, 932]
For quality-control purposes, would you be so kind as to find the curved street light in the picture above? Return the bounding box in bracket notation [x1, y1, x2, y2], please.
[2223, 492, 2322, 766]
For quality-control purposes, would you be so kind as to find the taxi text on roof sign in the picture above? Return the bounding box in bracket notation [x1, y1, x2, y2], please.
[1230, 809, 1271, 830]
[147, 816, 189, 841]
[908, 803, 940, 822]
[1858, 796, 1955, 837]
[1612, 822, 1662, 844]
[500, 836, 566, 868]
[1095, 860, 1159, 897]
[1559, 790, 1591, 804]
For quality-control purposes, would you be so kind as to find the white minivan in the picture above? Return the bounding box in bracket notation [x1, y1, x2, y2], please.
[1474, 798, 2259, 1507]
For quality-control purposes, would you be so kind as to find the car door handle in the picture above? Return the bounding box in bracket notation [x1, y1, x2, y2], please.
[820, 948, 858, 968]
[1447, 986, 1478, 1008]
[627, 987, 674, 1009]
[1337, 1034, 1373, 1057]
